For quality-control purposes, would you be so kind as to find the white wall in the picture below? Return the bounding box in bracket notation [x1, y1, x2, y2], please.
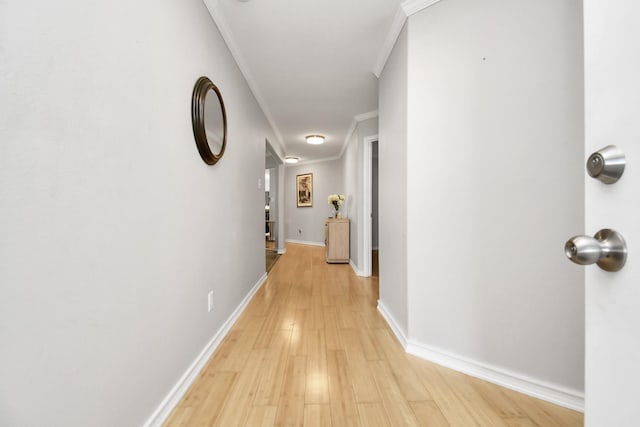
[404, 0, 584, 395]
[0, 0, 275, 425]
[342, 130, 359, 257]
[284, 160, 344, 245]
[378, 23, 409, 335]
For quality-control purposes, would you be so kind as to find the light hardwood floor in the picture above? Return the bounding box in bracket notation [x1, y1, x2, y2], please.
[164, 243, 583, 426]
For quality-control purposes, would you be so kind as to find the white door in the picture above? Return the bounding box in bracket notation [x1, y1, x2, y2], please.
[584, 1, 640, 425]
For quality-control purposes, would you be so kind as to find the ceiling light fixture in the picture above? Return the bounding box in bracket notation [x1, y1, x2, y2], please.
[305, 135, 325, 145]
[284, 156, 299, 164]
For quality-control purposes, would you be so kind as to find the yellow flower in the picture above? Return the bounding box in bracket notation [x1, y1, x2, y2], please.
[328, 194, 345, 206]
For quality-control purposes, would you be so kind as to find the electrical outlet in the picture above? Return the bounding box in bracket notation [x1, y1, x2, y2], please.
[207, 291, 213, 312]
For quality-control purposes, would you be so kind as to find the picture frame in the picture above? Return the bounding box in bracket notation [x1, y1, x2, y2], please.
[296, 173, 313, 207]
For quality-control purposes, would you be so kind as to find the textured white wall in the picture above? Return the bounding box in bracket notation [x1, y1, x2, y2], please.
[0, 0, 275, 425]
[284, 160, 344, 245]
[378, 24, 409, 334]
[405, 0, 584, 391]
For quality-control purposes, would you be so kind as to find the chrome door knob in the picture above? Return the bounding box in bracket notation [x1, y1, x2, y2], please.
[587, 145, 625, 184]
[565, 229, 627, 272]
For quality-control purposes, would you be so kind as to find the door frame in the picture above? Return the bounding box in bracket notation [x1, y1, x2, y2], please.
[362, 134, 378, 277]
[265, 139, 285, 254]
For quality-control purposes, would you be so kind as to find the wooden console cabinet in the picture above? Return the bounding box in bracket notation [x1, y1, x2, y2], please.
[325, 218, 349, 263]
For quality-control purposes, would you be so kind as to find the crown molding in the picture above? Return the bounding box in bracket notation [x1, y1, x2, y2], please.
[373, 0, 446, 78]
[355, 109, 379, 122]
[338, 109, 379, 159]
[402, 0, 444, 16]
[285, 155, 342, 167]
[373, 7, 407, 78]
[339, 119, 358, 159]
[202, 0, 286, 155]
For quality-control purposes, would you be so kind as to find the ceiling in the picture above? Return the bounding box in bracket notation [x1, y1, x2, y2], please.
[203, 0, 406, 163]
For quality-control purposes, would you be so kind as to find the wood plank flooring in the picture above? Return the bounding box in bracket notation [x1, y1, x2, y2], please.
[164, 243, 583, 427]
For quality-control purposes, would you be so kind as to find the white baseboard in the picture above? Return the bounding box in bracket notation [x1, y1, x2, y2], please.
[377, 300, 584, 413]
[350, 260, 367, 277]
[405, 341, 584, 412]
[277, 248, 286, 255]
[285, 239, 325, 247]
[377, 300, 408, 348]
[143, 273, 268, 427]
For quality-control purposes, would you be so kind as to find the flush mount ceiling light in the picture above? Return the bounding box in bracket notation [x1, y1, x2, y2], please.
[285, 156, 299, 164]
[305, 135, 325, 145]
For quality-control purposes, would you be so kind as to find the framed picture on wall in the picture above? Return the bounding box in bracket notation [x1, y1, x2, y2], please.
[296, 173, 313, 207]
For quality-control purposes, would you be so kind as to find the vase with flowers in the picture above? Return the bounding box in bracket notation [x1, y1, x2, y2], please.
[327, 194, 345, 218]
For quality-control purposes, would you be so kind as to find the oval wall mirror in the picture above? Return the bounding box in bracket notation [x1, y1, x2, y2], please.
[191, 76, 227, 165]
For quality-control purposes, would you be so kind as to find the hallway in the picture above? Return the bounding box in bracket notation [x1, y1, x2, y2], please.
[164, 244, 582, 426]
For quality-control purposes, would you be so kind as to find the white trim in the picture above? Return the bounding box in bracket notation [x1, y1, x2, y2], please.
[374, 1, 446, 78]
[285, 239, 325, 247]
[265, 138, 284, 165]
[378, 298, 584, 412]
[377, 300, 408, 348]
[405, 341, 585, 412]
[266, 141, 285, 253]
[373, 7, 408, 78]
[202, 0, 286, 154]
[276, 164, 286, 254]
[286, 155, 342, 167]
[401, 0, 445, 16]
[277, 248, 286, 255]
[355, 110, 379, 122]
[143, 273, 268, 427]
[361, 135, 378, 278]
[350, 260, 366, 277]
[339, 110, 379, 167]
[340, 119, 358, 159]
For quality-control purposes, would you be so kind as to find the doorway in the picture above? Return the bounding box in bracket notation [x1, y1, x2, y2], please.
[362, 135, 379, 277]
[372, 140, 379, 277]
[264, 168, 278, 271]
[265, 142, 283, 272]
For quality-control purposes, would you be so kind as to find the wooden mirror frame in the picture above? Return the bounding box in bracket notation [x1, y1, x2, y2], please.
[191, 76, 227, 165]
